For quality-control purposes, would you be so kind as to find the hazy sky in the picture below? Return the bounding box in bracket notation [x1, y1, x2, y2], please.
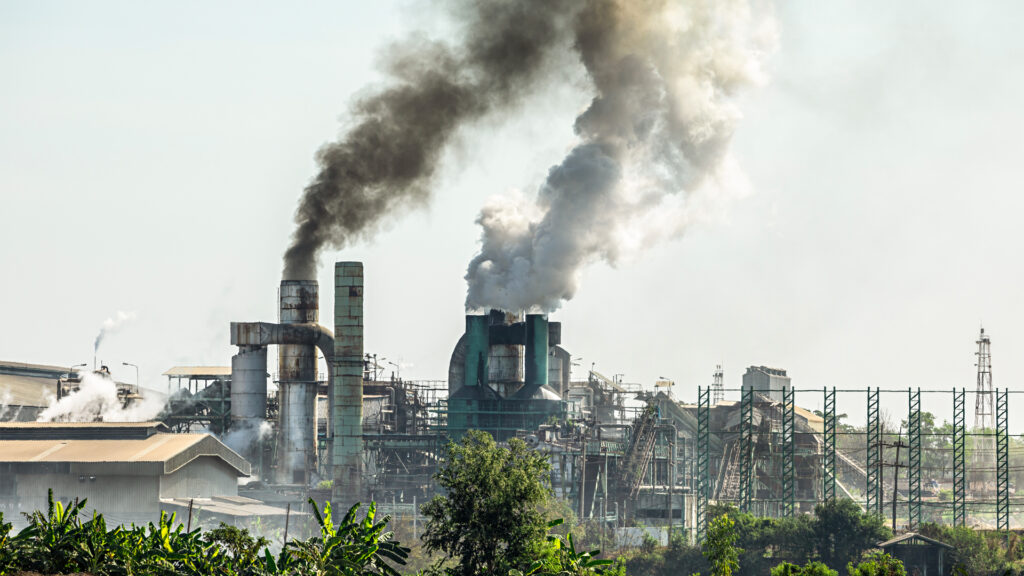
[3, 1, 1023, 426]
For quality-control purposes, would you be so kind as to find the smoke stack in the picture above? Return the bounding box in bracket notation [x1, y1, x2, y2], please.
[332, 262, 364, 502]
[277, 280, 319, 485]
[517, 314, 549, 399]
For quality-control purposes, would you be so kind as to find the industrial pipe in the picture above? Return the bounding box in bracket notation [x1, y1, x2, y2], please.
[230, 322, 335, 364]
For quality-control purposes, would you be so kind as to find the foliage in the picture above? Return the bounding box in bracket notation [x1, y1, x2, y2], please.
[0, 512, 17, 575]
[704, 514, 741, 576]
[917, 523, 1006, 576]
[510, 520, 622, 576]
[812, 499, 890, 570]
[622, 499, 889, 576]
[286, 498, 410, 576]
[771, 561, 838, 576]
[205, 522, 272, 574]
[1, 488, 410, 576]
[846, 552, 905, 576]
[421, 430, 554, 576]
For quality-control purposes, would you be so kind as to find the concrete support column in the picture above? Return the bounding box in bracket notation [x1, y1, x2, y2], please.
[333, 262, 364, 503]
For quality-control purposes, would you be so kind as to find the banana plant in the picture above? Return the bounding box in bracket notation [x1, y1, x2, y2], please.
[0, 512, 18, 576]
[285, 498, 409, 576]
[510, 519, 614, 576]
[16, 489, 89, 574]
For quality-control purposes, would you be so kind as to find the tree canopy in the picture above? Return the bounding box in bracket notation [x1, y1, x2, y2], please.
[421, 430, 554, 576]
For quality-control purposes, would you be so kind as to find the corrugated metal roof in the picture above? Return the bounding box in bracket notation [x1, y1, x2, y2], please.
[161, 496, 298, 518]
[878, 532, 954, 549]
[0, 360, 70, 375]
[0, 432, 250, 476]
[162, 366, 232, 377]
[0, 421, 163, 428]
[0, 373, 57, 407]
[0, 422, 169, 440]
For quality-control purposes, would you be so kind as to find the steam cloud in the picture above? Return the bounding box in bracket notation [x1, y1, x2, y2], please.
[94, 310, 136, 354]
[37, 371, 165, 423]
[282, 0, 576, 280]
[465, 0, 777, 312]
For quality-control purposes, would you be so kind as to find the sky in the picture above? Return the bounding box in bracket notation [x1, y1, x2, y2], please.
[3, 1, 1024, 427]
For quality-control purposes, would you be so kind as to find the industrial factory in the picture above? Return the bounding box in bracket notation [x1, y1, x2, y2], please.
[3, 258, 1016, 540]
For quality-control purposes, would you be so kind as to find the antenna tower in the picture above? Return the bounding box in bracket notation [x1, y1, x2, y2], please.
[974, 327, 994, 430]
[712, 364, 724, 404]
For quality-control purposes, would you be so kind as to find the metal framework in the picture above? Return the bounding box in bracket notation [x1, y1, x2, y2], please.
[908, 388, 922, 529]
[782, 386, 795, 517]
[696, 386, 710, 542]
[823, 387, 836, 502]
[976, 328, 994, 430]
[712, 365, 724, 405]
[739, 386, 755, 512]
[997, 388, 1009, 531]
[953, 387, 966, 527]
[866, 387, 882, 516]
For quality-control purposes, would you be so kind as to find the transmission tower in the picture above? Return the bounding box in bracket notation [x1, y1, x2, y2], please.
[712, 364, 724, 404]
[974, 327, 994, 430]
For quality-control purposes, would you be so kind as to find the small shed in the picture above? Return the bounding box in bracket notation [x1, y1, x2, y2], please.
[878, 532, 954, 576]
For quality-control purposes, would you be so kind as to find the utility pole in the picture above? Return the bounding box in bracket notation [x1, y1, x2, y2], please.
[876, 428, 907, 533]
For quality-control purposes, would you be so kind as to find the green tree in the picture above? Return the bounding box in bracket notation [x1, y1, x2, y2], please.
[917, 523, 1006, 576]
[704, 514, 741, 576]
[846, 552, 905, 576]
[771, 561, 838, 576]
[813, 499, 891, 570]
[203, 522, 270, 574]
[422, 430, 554, 576]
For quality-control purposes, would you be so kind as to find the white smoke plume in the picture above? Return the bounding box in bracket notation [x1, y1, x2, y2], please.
[0, 389, 25, 421]
[220, 420, 273, 457]
[465, 0, 777, 312]
[37, 371, 165, 422]
[94, 310, 136, 354]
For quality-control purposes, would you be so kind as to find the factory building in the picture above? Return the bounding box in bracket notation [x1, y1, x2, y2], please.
[741, 366, 791, 403]
[0, 261, 866, 541]
[0, 361, 65, 421]
[0, 422, 256, 528]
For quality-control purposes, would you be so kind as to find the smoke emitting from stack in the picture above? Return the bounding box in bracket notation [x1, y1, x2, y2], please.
[465, 0, 777, 312]
[282, 0, 574, 281]
[93, 310, 136, 354]
[281, 0, 775, 314]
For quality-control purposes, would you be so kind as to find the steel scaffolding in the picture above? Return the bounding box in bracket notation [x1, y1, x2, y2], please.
[697, 385, 710, 542]
[908, 388, 922, 529]
[739, 386, 755, 512]
[997, 388, 1009, 531]
[953, 387, 966, 528]
[866, 387, 882, 516]
[823, 387, 836, 502]
[782, 386, 795, 516]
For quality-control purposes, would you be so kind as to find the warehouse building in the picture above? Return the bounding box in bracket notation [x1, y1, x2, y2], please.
[0, 421, 261, 528]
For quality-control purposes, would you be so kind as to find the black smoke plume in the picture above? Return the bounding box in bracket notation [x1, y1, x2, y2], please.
[283, 1, 575, 280]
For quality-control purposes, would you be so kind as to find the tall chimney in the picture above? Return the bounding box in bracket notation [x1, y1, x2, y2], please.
[277, 280, 319, 485]
[332, 262, 364, 502]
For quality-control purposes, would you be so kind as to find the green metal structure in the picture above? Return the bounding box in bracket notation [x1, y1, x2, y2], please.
[953, 387, 966, 528]
[739, 386, 754, 512]
[696, 385, 710, 542]
[866, 387, 882, 516]
[997, 388, 1009, 531]
[782, 386, 795, 517]
[823, 387, 836, 502]
[333, 262, 365, 502]
[908, 388, 922, 529]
